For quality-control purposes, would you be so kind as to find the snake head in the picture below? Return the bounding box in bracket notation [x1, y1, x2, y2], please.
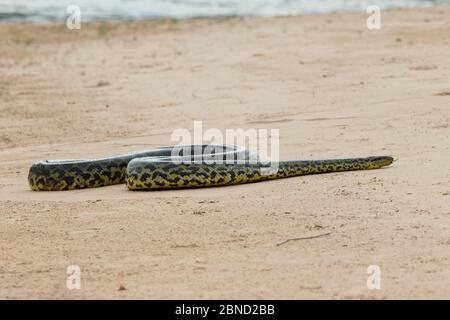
[366, 156, 394, 169]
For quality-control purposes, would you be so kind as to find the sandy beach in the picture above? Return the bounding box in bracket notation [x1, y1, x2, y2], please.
[1, 6, 450, 299]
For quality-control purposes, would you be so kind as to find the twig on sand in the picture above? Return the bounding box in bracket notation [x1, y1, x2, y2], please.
[276, 232, 332, 247]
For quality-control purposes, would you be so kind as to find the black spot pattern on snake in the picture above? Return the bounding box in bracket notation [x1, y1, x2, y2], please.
[27, 145, 393, 191]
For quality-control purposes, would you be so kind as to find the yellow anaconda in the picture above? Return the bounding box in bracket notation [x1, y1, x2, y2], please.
[28, 145, 393, 191]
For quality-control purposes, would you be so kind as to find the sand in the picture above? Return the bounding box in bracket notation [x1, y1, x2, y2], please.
[1, 6, 450, 299]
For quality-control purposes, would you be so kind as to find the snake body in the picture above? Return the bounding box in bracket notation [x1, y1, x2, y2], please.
[28, 145, 393, 191]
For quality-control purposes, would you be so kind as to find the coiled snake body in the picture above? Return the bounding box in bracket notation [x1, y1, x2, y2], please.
[28, 145, 393, 191]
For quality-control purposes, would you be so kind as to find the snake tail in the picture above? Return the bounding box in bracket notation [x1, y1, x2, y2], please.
[125, 156, 393, 190]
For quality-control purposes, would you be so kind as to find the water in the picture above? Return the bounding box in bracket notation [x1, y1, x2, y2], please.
[0, 0, 448, 22]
